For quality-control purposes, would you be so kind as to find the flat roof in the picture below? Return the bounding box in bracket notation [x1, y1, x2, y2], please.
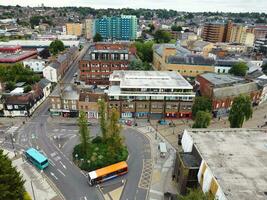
[0, 50, 37, 63]
[199, 73, 246, 87]
[110, 70, 193, 89]
[0, 40, 79, 47]
[186, 129, 267, 200]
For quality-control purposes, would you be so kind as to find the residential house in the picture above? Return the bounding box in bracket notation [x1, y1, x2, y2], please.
[43, 61, 61, 82]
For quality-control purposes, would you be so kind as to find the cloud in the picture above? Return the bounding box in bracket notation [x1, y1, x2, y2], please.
[1, 0, 267, 12]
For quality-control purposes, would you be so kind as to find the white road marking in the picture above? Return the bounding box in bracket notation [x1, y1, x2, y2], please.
[50, 172, 58, 180]
[57, 169, 66, 177]
[49, 159, 56, 166]
[84, 197, 88, 200]
[59, 161, 66, 169]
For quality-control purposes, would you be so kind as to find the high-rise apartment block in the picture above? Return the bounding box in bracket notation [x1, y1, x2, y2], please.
[85, 18, 94, 40]
[202, 22, 226, 43]
[94, 15, 137, 41]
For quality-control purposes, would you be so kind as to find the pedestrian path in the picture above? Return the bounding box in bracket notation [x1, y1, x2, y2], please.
[135, 126, 178, 200]
[3, 149, 62, 200]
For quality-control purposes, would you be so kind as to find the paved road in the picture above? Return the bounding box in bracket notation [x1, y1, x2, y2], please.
[1, 43, 150, 200]
[11, 43, 102, 200]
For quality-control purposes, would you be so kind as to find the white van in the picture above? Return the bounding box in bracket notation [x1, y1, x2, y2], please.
[158, 142, 167, 158]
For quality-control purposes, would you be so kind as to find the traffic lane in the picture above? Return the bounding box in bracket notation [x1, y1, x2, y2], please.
[121, 128, 149, 200]
[38, 123, 98, 200]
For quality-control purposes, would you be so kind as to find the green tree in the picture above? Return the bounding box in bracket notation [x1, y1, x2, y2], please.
[228, 94, 253, 128]
[229, 62, 248, 77]
[192, 111, 211, 128]
[134, 41, 154, 63]
[107, 108, 123, 155]
[148, 24, 155, 32]
[129, 59, 152, 70]
[261, 63, 267, 75]
[171, 25, 182, 32]
[49, 39, 65, 55]
[23, 85, 32, 93]
[78, 111, 90, 156]
[0, 149, 25, 200]
[192, 97, 212, 118]
[154, 30, 171, 43]
[93, 33, 103, 42]
[178, 188, 214, 200]
[98, 99, 108, 141]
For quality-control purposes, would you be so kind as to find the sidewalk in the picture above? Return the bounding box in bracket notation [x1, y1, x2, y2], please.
[3, 149, 63, 200]
[135, 125, 178, 200]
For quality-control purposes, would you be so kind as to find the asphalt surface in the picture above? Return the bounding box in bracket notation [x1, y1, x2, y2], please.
[0, 43, 150, 200]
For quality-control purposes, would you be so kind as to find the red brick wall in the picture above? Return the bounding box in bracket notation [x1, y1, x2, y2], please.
[196, 75, 213, 98]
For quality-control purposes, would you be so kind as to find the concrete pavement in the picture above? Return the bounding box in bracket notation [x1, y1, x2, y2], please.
[3, 149, 61, 200]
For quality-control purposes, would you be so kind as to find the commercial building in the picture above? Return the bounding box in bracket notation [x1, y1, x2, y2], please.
[0, 40, 79, 48]
[79, 42, 136, 85]
[153, 43, 215, 77]
[196, 73, 261, 117]
[23, 59, 47, 73]
[78, 91, 106, 119]
[94, 15, 137, 41]
[106, 71, 195, 119]
[174, 129, 267, 200]
[66, 23, 83, 36]
[49, 85, 80, 117]
[228, 24, 255, 47]
[84, 18, 94, 40]
[0, 45, 37, 63]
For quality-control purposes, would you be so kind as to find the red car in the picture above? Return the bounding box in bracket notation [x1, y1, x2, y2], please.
[125, 120, 133, 126]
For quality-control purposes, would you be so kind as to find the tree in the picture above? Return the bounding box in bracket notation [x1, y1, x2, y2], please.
[23, 85, 32, 93]
[98, 99, 108, 141]
[154, 30, 171, 43]
[0, 149, 25, 200]
[171, 25, 182, 32]
[49, 39, 65, 55]
[129, 59, 152, 70]
[107, 108, 123, 156]
[229, 62, 248, 77]
[192, 97, 212, 118]
[134, 41, 154, 63]
[192, 111, 211, 128]
[178, 188, 214, 200]
[78, 111, 90, 156]
[148, 24, 155, 32]
[93, 33, 103, 42]
[261, 63, 267, 75]
[228, 94, 253, 128]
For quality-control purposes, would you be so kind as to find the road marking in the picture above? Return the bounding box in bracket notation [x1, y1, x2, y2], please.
[59, 161, 66, 169]
[84, 197, 88, 200]
[50, 172, 58, 180]
[57, 169, 66, 177]
[150, 189, 164, 196]
[49, 159, 56, 166]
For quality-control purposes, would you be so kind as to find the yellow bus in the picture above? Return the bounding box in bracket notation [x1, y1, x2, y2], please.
[88, 161, 128, 186]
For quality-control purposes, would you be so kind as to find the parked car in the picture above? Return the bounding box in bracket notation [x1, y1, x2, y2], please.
[158, 119, 168, 125]
[125, 120, 133, 126]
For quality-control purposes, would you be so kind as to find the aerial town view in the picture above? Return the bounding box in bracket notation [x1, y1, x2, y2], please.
[0, 0, 267, 200]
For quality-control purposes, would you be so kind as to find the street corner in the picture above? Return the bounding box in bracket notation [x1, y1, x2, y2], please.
[99, 179, 126, 200]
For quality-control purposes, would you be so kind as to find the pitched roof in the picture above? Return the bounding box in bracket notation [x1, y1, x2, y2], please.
[38, 78, 51, 89]
[48, 61, 61, 69]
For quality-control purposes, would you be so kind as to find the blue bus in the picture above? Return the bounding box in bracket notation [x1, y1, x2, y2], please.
[25, 148, 49, 170]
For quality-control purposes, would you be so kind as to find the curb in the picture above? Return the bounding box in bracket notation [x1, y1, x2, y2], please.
[42, 172, 65, 200]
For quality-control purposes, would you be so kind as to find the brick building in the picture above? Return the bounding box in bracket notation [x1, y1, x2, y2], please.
[196, 73, 261, 117]
[79, 43, 136, 85]
[106, 70, 195, 119]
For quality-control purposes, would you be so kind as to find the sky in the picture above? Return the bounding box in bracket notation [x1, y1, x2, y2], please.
[1, 0, 267, 13]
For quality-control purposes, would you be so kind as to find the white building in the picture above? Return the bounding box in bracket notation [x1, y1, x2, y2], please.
[23, 59, 46, 73]
[178, 129, 267, 200]
[43, 62, 60, 83]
